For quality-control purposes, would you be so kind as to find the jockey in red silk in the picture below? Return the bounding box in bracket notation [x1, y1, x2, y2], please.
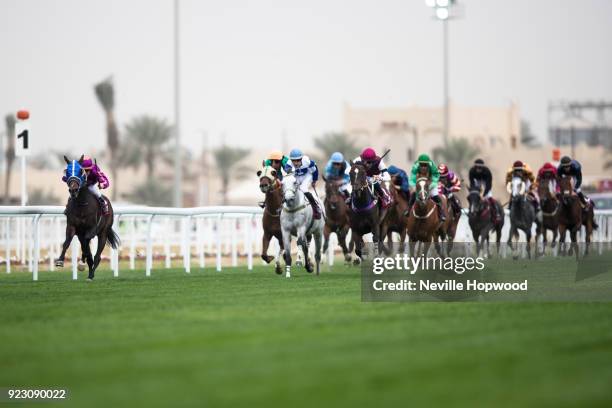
[62, 155, 110, 215]
[353, 147, 393, 208]
[437, 163, 462, 218]
[536, 162, 559, 193]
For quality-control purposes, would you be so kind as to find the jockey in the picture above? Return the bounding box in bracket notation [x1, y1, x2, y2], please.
[557, 156, 589, 207]
[468, 158, 501, 223]
[437, 163, 461, 217]
[409, 153, 446, 222]
[352, 147, 392, 208]
[62, 155, 110, 215]
[262, 150, 289, 180]
[285, 148, 322, 219]
[387, 165, 410, 203]
[536, 162, 559, 193]
[324, 152, 351, 200]
[506, 160, 539, 215]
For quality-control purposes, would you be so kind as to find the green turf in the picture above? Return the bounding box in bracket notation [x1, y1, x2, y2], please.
[1, 263, 611, 408]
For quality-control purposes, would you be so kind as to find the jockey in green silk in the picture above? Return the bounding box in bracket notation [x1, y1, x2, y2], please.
[409, 153, 446, 222]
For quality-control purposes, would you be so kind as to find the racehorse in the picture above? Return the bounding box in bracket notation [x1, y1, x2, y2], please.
[280, 173, 324, 277]
[322, 177, 352, 263]
[55, 156, 119, 280]
[557, 175, 583, 256]
[467, 184, 504, 257]
[381, 174, 409, 254]
[257, 166, 284, 274]
[536, 177, 559, 253]
[406, 177, 447, 257]
[347, 162, 387, 263]
[507, 177, 535, 259]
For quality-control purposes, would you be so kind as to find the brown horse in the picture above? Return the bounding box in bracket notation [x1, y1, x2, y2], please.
[257, 166, 284, 274]
[558, 175, 582, 257]
[440, 188, 461, 255]
[536, 177, 559, 253]
[381, 175, 409, 253]
[322, 177, 352, 263]
[407, 177, 447, 256]
[348, 162, 387, 262]
[467, 184, 504, 258]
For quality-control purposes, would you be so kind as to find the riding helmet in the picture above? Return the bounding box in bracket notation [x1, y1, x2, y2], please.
[268, 150, 283, 161]
[360, 148, 376, 161]
[474, 158, 485, 166]
[81, 155, 94, 170]
[289, 148, 303, 160]
[438, 163, 449, 177]
[512, 160, 524, 170]
[330, 152, 344, 163]
[560, 156, 572, 166]
[417, 153, 431, 164]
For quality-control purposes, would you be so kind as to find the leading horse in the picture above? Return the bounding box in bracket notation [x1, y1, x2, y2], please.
[55, 156, 119, 280]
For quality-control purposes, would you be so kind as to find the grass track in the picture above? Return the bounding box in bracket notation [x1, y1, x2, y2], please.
[1, 264, 612, 407]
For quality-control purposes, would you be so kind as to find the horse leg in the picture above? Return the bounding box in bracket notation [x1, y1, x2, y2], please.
[297, 226, 312, 273]
[525, 230, 532, 259]
[322, 224, 331, 253]
[398, 229, 407, 254]
[55, 225, 76, 267]
[313, 227, 322, 276]
[353, 234, 363, 265]
[77, 235, 94, 273]
[261, 232, 274, 264]
[89, 231, 107, 280]
[282, 229, 292, 277]
[338, 226, 351, 263]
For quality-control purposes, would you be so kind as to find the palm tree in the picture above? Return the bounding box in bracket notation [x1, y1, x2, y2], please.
[432, 138, 480, 177]
[312, 132, 360, 164]
[4, 114, 15, 203]
[94, 77, 119, 199]
[125, 179, 173, 206]
[123, 115, 173, 180]
[213, 144, 250, 205]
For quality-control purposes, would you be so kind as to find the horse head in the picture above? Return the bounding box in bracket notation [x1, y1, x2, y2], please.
[281, 173, 300, 208]
[558, 174, 574, 197]
[467, 185, 484, 216]
[415, 177, 430, 205]
[324, 177, 343, 210]
[349, 163, 368, 198]
[63, 156, 86, 199]
[257, 166, 278, 193]
[508, 177, 526, 202]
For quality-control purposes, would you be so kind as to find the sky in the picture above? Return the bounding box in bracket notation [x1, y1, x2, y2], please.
[1, 0, 611, 156]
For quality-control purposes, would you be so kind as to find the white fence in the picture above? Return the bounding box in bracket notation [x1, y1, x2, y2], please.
[0, 206, 611, 281]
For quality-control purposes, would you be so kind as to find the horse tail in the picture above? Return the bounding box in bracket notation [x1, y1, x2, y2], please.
[106, 227, 121, 249]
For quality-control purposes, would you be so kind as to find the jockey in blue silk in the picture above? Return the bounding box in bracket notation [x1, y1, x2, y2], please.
[557, 156, 590, 207]
[285, 148, 322, 219]
[324, 152, 351, 200]
[387, 165, 410, 203]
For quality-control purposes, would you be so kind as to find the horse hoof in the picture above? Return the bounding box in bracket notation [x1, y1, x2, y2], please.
[305, 265, 313, 273]
[78, 263, 86, 272]
[353, 258, 361, 266]
[275, 265, 282, 275]
[86, 278, 93, 282]
[54, 260, 64, 267]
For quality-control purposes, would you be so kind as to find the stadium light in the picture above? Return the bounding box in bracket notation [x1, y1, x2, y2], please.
[425, 0, 461, 146]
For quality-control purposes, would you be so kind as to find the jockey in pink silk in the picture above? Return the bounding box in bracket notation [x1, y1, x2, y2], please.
[62, 155, 110, 215]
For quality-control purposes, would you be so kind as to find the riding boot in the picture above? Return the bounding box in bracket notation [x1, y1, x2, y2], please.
[304, 192, 321, 219]
[374, 183, 392, 208]
[402, 191, 411, 216]
[577, 191, 588, 207]
[432, 195, 446, 222]
[98, 196, 110, 216]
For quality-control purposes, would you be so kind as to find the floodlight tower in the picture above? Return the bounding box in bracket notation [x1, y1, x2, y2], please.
[425, 0, 459, 147]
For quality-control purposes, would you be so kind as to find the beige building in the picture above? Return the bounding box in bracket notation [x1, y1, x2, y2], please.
[343, 101, 521, 169]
